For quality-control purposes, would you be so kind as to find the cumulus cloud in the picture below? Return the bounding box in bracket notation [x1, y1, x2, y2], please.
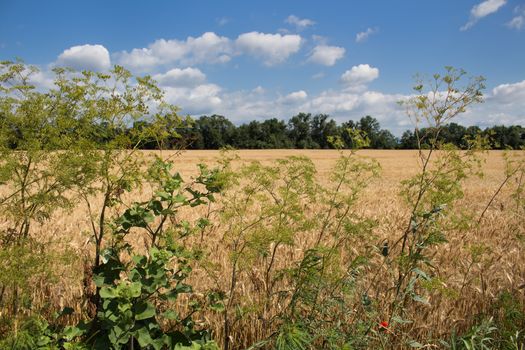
[115, 32, 232, 71]
[507, 6, 525, 29]
[340, 64, 379, 90]
[279, 90, 308, 104]
[355, 27, 378, 43]
[29, 70, 55, 90]
[216, 88, 408, 134]
[458, 79, 525, 127]
[149, 66, 222, 114]
[461, 0, 507, 31]
[153, 67, 206, 87]
[56, 44, 111, 71]
[308, 45, 345, 66]
[298, 90, 407, 131]
[285, 15, 315, 31]
[112, 31, 305, 71]
[160, 76, 524, 136]
[491, 79, 525, 103]
[235, 32, 302, 65]
[163, 83, 223, 115]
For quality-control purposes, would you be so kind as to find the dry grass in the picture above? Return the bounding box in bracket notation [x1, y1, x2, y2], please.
[3, 149, 525, 348]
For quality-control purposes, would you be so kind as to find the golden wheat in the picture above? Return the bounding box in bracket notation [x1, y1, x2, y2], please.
[4, 149, 524, 349]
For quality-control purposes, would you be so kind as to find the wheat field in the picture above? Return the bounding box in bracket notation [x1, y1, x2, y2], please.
[6, 149, 524, 349]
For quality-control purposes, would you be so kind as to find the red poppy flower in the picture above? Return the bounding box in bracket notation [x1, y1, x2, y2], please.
[379, 321, 389, 332]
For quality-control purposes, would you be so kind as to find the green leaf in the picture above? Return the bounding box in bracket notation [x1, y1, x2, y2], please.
[99, 286, 117, 299]
[412, 267, 429, 280]
[162, 310, 179, 320]
[174, 194, 187, 203]
[63, 325, 85, 340]
[175, 282, 193, 294]
[135, 301, 156, 320]
[129, 281, 142, 298]
[132, 254, 147, 265]
[149, 200, 163, 214]
[210, 302, 225, 313]
[156, 191, 172, 201]
[93, 273, 106, 287]
[135, 327, 154, 347]
[164, 290, 179, 302]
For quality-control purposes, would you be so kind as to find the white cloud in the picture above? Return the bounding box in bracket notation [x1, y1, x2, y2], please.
[507, 6, 525, 29]
[308, 45, 345, 66]
[163, 83, 223, 115]
[507, 15, 524, 29]
[151, 66, 221, 114]
[184, 32, 232, 63]
[298, 90, 407, 131]
[115, 32, 232, 71]
[235, 32, 302, 65]
[162, 77, 524, 135]
[461, 0, 507, 31]
[471, 0, 507, 18]
[491, 80, 525, 103]
[340, 64, 379, 90]
[110, 31, 305, 71]
[29, 70, 55, 90]
[153, 67, 206, 87]
[285, 15, 315, 31]
[312, 72, 325, 79]
[459, 80, 525, 127]
[279, 90, 308, 104]
[56, 44, 111, 71]
[355, 27, 378, 43]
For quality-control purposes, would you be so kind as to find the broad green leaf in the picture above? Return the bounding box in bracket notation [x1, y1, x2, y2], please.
[63, 325, 85, 340]
[135, 327, 154, 347]
[99, 286, 117, 299]
[210, 302, 225, 313]
[129, 281, 142, 297]
[174, 194, 187, 203]
[135, 301, 156, 320]
[156, 191, 172, 201]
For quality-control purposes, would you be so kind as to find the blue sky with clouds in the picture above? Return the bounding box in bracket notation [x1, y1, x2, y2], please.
[1, 0, 524, 134]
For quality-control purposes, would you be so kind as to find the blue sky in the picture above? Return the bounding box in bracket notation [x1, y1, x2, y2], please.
[1, 0, 524, 134]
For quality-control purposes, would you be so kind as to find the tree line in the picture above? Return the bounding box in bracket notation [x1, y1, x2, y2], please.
[172, 113, 525, 150]
[2, 108, 523, 150]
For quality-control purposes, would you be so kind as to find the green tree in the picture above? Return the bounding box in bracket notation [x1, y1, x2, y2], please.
[310, 114, 340, 149]
[260, 118, 293, 148]
[193, 115, 235, 149]
[374, 129, 398, 149]
[288, 112, 317, 148]
[358, 115, 380, 147]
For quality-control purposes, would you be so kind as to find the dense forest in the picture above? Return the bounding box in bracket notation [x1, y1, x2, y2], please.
[3, 110, 524, 150]
[152, 113, 524, 150]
